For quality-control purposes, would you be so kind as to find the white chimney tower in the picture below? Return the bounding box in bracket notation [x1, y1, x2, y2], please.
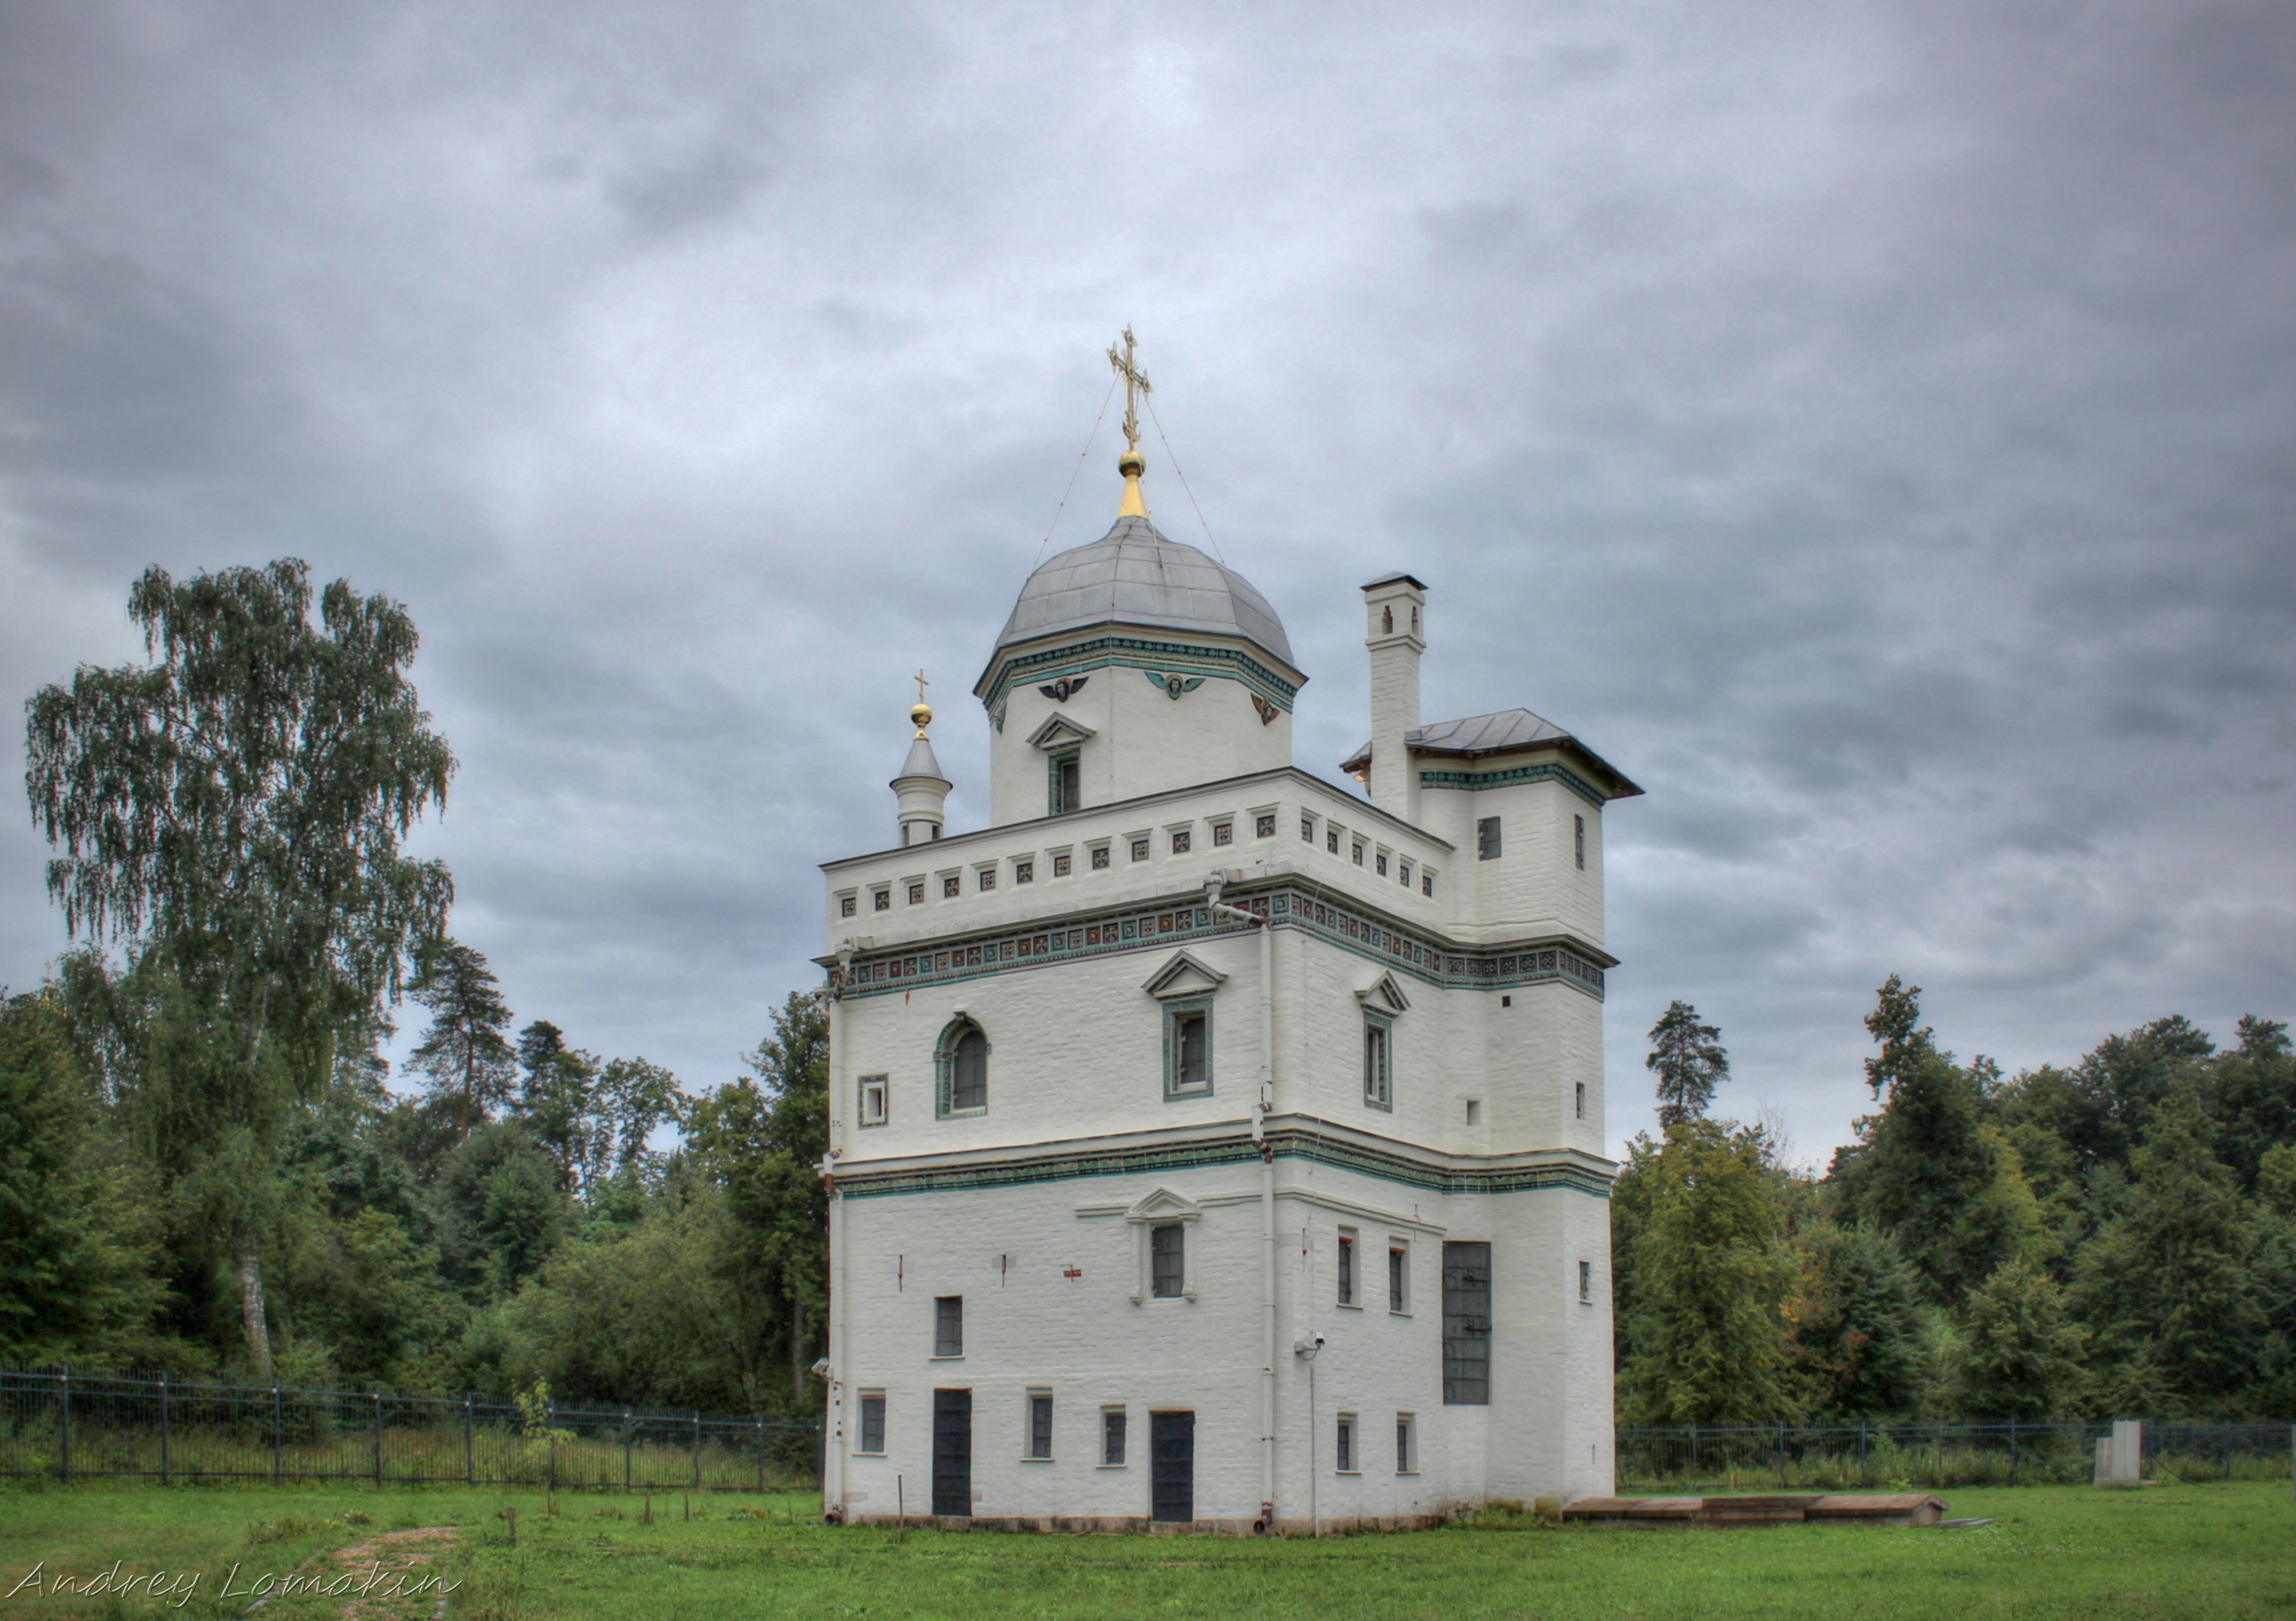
[1361, 572, 1426, 823]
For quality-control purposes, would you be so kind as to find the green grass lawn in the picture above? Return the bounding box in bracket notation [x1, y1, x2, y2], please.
[3, 1481, 2291, 1619]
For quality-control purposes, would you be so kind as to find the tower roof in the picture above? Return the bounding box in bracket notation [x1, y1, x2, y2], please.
[980, 515, 1297, 687]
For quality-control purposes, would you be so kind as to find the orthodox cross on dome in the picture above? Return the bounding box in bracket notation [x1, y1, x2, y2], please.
[1107, 327, 1154, 519]
[911, 669, 933, 738]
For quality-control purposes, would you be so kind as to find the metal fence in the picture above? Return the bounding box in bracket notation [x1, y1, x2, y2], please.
[1618, 1420, 2296, 1492]
[1, 1367, 822, 1491]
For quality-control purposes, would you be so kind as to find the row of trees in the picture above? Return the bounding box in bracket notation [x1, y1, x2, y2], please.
[3, 560, 825, 1416]
[1616, 987, 2296, 1422]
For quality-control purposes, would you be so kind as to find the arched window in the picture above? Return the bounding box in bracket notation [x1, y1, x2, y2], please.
[937, 1019, 989, 1117]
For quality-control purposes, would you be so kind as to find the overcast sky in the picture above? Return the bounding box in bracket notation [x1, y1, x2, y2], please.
[4, 1, 2291, 1166]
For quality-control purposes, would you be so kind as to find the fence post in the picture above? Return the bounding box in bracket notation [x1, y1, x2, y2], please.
[464, 1395, 474, 1486]
[272, 1384, 283, 1482]
[2224, 1422, 2233, 1482]
[372, 1389, 383, 1486]
[693, 1411, 702, 1491]
[2009, 1419, 2018, 1486]
[57, 1367, 70, 1485]
[1688, 1422, 1697, 1492]
[625, 1408, 633, 1492]
[756, 1418, 765, 1494]
[1858, 1420, 1868, 1486]
[1777, 1421, 1787, 1488]
[159, 1371, 170, 1486]
[548, 1398, 557, 1494]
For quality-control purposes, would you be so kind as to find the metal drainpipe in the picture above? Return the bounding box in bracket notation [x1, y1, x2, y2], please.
[820, 946, 854, 1521]
[1207, 875, 1276, 1530]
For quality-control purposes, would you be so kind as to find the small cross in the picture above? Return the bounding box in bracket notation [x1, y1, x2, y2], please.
[913, 668, 930, 705]
[1107, 326, 1153, 455]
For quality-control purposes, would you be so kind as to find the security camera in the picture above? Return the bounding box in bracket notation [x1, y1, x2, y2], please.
[809, 1358, 833, 1379]
[1291, 1335, 1325, 1360]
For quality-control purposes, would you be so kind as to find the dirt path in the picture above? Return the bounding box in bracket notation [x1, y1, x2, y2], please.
[244, 1526, 459, 1621]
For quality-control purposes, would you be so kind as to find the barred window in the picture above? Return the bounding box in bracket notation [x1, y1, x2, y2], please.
[1442, 1242, 1491, 1404]
[934, 1296, 964, 1358]
[950, 1026, 988, 1112]
[1102, 1407, 1127, 1465]
[859, 1392, 885, 1453]
[1150, 1223, 1185, 1298]
[1027, 1392, 1054, 1459]
[1337, 1231, 1356, 1306]
[1336, 1413, 1356, 1473]
[1477, 817, 1501, 860]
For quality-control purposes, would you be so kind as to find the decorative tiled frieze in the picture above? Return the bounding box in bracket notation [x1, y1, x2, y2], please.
[1418, 760, 1609, 809]
[980, 635, 1300, 717]
[830, 883, 1606, 1001]
[836, 1125, 1614, 1202]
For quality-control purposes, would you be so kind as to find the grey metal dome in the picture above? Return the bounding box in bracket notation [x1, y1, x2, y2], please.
[991, 516, 1296, 669]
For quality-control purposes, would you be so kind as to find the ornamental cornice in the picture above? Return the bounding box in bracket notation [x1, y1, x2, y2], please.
[977, 634, 1302, 720]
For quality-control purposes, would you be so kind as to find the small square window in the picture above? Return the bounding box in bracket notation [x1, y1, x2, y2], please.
[977, 868, 997, 892]
[1015, 861, 1034, 884]
[1091, 844, 1112, 870]
[1327, 828, 1340, 854]
[1212, 823, 1233, 847]
[859, 1392, 886, 1454]
[840, 895, 857, 918]
[1102, 1406, 1127, 1466]
[1351, 843, 1365, 866]
[1579, 1260, 1595, 1303]
[1477, 817, 1502, 861]
[1376, 853, 1389, 877]
[1171, 829, 1192, 855]
[943, 875, 962, 899]
[1131, 838, 1150, 862]
[1027, 1391, 1054, 1459]
[1336, 1413, 1357, 1473]
[859, 1074, 888, 1126]
[1258, 814, 1278, 839]
[908, 882, 925, 906]
[873, 889, 891, 912]
[1053, 852, 1073, 877]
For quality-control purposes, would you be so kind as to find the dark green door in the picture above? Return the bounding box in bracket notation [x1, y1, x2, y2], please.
[1149, 1410, 1194, 1523]
[931, 1389, 971, 1517]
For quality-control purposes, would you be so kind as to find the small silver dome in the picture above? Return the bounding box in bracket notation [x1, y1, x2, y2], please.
[990, 515, 1295, 670]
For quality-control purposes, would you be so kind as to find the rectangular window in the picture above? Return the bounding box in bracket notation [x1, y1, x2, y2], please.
[1477, 817, 1501, 861]
[1327, 828, 1340, 854]
[1102, 1406, 1127, 1465]
[1375, 852, 1389, 877]
[934, 1296, 964, 1358]
[1464, 1099, 1481, 1126]
[1442, 1243, 1492, 1405]
[859, 1074, 888, 1127]
[1575, 814, 1586, 870]
[873, 889, 891, 911]
[1422, 872, 1435, 896]
[1014, 860, 1034, 884]
[1150, 1222, 1184, 1298]
[950, 1030, 987, 1112]
[1091, 844, 1111, 870]
[1301, 815, 1315, 842]
[1396, 1414, 1415, 1473]
[859, 1392, 885, 1454]
[1051, 753, 1080, 815]
[1351, 842, 1365, 866]
[1171, 829, 1192, 855]
[1131, 838, 1150, 862]
[1052, 852, 1072, 877]
[1388, 1243, 1408, 1313]
[943, 875, 961, 899]
[1579, 1260, 1594, 1303]
[840, 895, 857, 917]
[1336, 1413, 1356, 1473]
[1258, 814, 1278, 839]
[1027, 1392, 1054, 1459]
[907, 882, 925, 906]
[1398, 861, 1411, 888]
[1337, 1229, 1356, 1306]
[1575, 1082, 1586, 1120]
[1212, 821, 1233, 847]
[1170, 1007, 1210, 1094]
[1363, 1020, 1392, 1109]
[976, 867, 996, 892]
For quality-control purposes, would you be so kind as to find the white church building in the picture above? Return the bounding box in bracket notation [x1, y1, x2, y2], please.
[816, 392, 1639, 1531]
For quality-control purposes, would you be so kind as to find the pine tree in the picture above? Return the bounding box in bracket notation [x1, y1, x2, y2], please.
[406, 938, 516, 1137]
[1944, 1256, 2086, 1420]
[1788, 1223, 1926, 1418]
[1646, 1001, 1729, 1128]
